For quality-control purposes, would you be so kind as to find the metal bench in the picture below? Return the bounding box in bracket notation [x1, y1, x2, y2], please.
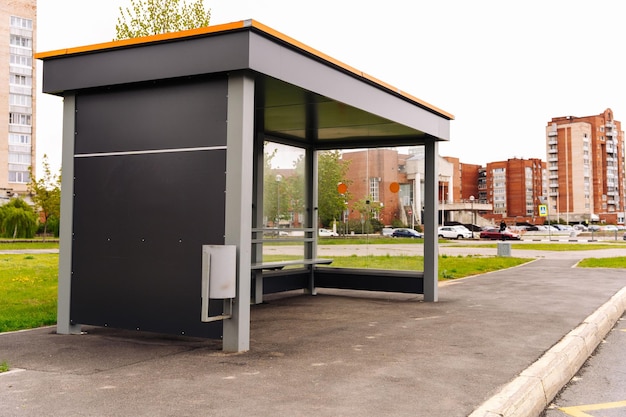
[250, 258, 333, 271]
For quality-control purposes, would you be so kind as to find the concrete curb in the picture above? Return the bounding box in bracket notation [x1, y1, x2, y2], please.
[468, 285, 626, 417]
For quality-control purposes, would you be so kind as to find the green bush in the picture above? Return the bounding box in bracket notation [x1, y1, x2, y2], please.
[0, 198, 37, 238]
[391, 218, 405, 228]
[37, 215, 60, 237]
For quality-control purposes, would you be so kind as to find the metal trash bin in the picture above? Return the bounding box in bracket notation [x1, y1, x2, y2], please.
[497, 242, 511, 257]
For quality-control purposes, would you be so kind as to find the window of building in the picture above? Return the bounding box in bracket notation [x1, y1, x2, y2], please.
[369, 177, 380, 202]
[9, 113, 32, 126]
[9, 74, 31, 86]
[10, 16, 33, 29]
[8, 171, 30, 184]
[10, 53, 33, 67]
[9, 94, 32, 107]
[9, 133, 31, 145]
[8, 153, 31, 164]
[9, 35, 32, 48]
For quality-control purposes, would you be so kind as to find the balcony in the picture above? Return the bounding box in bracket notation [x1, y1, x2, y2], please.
[548, 156, 558, 162]
[548, 130, 558, 137]
[606, 121, 616, 129]
[547, 139, 557, 145]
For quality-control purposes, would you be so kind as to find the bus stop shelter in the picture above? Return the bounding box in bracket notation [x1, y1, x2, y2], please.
[37, 20, 453, 352]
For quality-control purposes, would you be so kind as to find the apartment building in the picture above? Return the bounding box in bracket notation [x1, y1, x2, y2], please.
[484, 158, 546, 222]
[546, 109, 625, 224]
[1, 0, 36, 201]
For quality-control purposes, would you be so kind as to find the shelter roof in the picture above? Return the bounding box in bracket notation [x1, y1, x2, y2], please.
[36, 20, 453, 149]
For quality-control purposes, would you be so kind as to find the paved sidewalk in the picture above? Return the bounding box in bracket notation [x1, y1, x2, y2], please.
[1, 258, 625, 417]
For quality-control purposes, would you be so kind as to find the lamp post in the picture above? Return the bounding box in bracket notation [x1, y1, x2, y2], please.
[469, 195, 475, 238]
[275, 174, 282, 228]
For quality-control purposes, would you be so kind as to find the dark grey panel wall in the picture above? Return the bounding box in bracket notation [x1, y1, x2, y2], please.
[42, 32, 250, 94]
[70, 79, 229, 338]
[314, 268, 424, 294]
[75, 78, 228, 153]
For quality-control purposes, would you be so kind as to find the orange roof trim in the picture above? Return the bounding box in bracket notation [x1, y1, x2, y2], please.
[35, 19, 454, 120]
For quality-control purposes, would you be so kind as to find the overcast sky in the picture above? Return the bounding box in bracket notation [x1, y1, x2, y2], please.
[36, 0, 626, 172]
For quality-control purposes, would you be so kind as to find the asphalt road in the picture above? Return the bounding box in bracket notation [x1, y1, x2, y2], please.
[263, 240, 626, 260]
[542, 314, 626, 417]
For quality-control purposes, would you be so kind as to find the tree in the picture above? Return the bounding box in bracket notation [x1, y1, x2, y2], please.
[0, 198, 37, 239]
[352, 196, 384, 234]
[115, 0, 211, 40]
[28, 155, 61, 241]
[317, 151, 351, 228]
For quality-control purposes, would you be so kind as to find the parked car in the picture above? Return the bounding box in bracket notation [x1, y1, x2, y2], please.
[588, 225, 601, 232]
[602, 225, 619, 232]
[381, 227, 394, 237]
[318, 228, 338, 237]
[391, 228, 423, 238]
[479, 228, 521, 240]
[553, 224, 574, 232]
[438, 225, 472, 239]
[573, 224, 588, 231]
[623, 232, 626, 241]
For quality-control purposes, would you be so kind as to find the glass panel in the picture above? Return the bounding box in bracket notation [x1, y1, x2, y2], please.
[258, 142, 306, 264]
[317, 146, 425, 271]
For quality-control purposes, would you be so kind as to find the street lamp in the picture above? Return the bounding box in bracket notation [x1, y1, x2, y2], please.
[469, 195, 475, 238]
[275, 174, 282, 228]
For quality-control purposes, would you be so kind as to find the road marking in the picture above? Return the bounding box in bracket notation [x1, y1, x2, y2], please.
[559, 400, 626, 416]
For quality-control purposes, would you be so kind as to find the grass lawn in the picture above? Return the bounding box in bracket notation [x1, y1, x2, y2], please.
[1, 244, 623, 335]
[0, 241, 59, 250]
[577, 257, 626, 269]
[0, 254, 58, 332]
[263, 254, 531, 280]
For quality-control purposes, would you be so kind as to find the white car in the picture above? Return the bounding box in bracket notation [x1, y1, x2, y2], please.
[438, 225, 472, 239]
[319, 228, 338, 237]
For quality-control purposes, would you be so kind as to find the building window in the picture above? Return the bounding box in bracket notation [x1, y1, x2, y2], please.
[369, 178, 380, 202]
[9, 133, 31, 145]
[10, 53, 33, 67]
[8, 153, 31, 165]
[8, 171, 30, 184]
[9, 35, 32, 48]
[9, 74, 31, 86]
[10, 16, 33, 29]
[9, 94, 32, 107]
[9, 113, 32, 126]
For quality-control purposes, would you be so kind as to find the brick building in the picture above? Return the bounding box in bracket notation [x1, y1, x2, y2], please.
[546, 109, 625, 224]
[483, 158, 546, 223]
[340, 148, 409, 225]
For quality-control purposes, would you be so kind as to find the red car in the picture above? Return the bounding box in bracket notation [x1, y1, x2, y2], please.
[479, 228, 521, 240]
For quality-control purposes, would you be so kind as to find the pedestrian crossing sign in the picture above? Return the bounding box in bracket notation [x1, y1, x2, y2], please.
[538, 204, 547, 217]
